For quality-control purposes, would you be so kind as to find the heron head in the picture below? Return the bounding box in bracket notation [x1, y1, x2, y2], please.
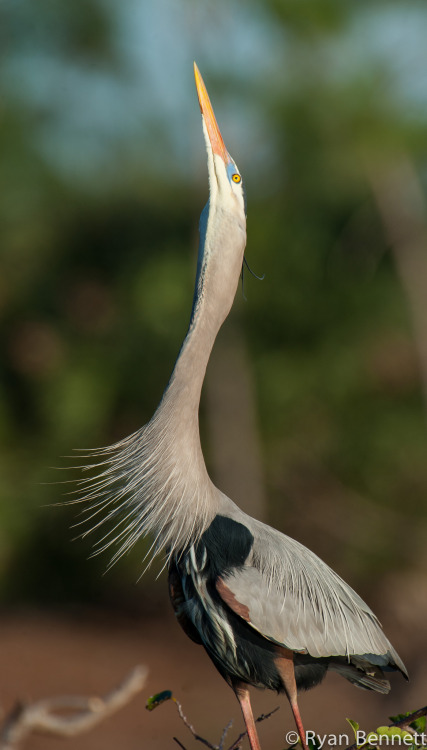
[194, 63, 246, 219]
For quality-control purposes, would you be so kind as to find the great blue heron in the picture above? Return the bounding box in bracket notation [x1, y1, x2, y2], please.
[75, 64, 407, 750]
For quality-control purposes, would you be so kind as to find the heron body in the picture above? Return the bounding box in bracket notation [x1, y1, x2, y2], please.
[77, 65, 407, 750]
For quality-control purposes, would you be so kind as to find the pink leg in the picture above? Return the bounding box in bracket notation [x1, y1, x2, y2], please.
[289, 698, 308, 750]
[232, 681, 262, 750]
[275, 651, 308, 750]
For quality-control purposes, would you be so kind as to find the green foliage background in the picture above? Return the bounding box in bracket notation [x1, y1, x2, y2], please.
[1, 0, 427, 622]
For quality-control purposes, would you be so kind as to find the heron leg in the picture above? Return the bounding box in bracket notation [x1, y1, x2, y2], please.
[275, 650, 308, 750]
[231, 681, 262, 750]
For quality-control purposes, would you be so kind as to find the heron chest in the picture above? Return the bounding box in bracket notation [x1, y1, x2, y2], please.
[168, 514, 255, 666]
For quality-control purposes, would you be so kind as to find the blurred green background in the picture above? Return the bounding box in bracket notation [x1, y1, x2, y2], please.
[1, 0, 427, 649]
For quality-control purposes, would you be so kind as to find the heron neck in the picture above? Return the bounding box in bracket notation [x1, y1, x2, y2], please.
[166, 293, 225, 422]
[155, 201, 246, 476]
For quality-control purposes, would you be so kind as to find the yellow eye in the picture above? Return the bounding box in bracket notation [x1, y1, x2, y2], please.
[232, 173, 241, 184]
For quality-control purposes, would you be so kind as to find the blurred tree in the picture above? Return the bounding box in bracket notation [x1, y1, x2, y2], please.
[1, 0, 426, 627]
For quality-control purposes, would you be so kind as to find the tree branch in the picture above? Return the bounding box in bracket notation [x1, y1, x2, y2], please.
[391, 706, 427, 731]
[173, 698, 279, 750]
[226, 708, 279, 750]
[0, 665, 148, 750]
[174, 699, 218, 749]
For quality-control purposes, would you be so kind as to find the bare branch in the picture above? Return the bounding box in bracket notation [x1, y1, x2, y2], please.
[173, 698, 279, 750]
[0, 665, 147, 750]
[219, 719, 233, 750]
[174, 699, 218, 749]
[226, 707, 279, 750]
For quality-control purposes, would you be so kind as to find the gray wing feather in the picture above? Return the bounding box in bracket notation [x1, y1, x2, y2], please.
[218, 512, 406, 675]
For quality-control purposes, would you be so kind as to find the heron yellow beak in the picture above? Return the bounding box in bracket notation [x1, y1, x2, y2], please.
[194, 62, 231, 165]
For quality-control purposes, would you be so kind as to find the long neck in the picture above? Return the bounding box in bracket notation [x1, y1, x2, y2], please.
[161, 199, 245, 433]
[80, 198, 246, 564]
[166, 289, 226, 419]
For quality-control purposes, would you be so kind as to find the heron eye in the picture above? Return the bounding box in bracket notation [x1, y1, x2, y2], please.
[232, 174, 241, 184]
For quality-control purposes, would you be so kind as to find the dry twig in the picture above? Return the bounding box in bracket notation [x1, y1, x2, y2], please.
[172, 698, 279, 750]
[0, 665, 147, 750]
[226, 708, 279, 750]
[174, 699, 217, 749]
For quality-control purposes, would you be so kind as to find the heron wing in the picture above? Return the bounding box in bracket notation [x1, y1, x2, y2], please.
[215, 521, 406, 675]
